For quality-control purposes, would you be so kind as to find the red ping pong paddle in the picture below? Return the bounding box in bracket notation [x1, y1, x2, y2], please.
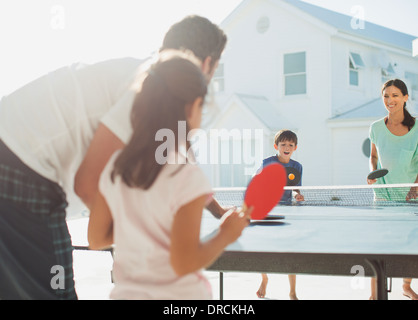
[243, 163, 287, 220]
[367, 168, 388, 180]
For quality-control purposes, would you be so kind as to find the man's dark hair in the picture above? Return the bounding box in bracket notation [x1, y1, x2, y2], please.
[161, 15, 227, 67]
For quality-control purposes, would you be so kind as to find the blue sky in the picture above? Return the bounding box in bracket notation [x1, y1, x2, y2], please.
[0, 0, 416, 97]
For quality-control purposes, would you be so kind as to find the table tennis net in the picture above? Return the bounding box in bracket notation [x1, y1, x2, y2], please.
[213, 183, 418, 207]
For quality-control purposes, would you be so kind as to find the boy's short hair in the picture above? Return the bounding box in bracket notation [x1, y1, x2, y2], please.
[274, 129, 298, 146]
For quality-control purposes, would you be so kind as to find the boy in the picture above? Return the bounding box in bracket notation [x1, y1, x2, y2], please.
[256, 129, 304, 300]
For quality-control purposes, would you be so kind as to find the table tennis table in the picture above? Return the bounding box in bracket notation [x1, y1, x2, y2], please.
[69, 183, 418, 300]
[202, 202, 418, 300]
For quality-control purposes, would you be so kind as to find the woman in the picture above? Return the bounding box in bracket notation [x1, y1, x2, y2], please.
[368, 79, 418, 299]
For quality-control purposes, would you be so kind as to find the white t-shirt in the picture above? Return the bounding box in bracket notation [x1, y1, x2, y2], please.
[100, 151, 213, 300]
[0, 57, 143, 192]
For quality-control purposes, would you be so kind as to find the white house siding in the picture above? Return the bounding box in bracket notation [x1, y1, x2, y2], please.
[218, 0, 335, 186]
[199, 99, 271, 187]
[331, 37, 378, 115]
[211, 0, 418, 188]
[329, 122, 371, 185]
[414, 39, 418, 57]
[331, 36, 418, 117]
[329, 38, 418, 185]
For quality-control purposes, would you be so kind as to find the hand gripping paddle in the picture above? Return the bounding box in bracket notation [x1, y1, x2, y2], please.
[285, 167, 301, 186]
[243, 163, 287, 220]
[367, 168, 388, 180]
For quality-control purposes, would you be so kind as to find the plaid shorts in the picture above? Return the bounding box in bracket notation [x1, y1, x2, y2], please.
[0, 141, 77, 300]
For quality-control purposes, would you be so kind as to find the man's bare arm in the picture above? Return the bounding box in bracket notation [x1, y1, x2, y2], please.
[74, 123, 124, 209]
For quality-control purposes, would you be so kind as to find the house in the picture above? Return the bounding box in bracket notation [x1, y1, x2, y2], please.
[203, 0, 418, 187]
[414, 38, 418, 57]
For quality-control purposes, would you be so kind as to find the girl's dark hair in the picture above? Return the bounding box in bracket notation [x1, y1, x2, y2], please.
[111, 51, 207, 189]
[161, 15, 227, 70]
[382, 79, 416, 130]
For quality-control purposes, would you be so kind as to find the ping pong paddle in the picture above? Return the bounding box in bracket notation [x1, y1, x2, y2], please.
[285, 167, 301, 186]
[367, 168, 388, 180]
[244, 163, 286, 220]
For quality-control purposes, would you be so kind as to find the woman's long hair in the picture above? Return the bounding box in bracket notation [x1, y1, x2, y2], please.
[111, 51, 207, 189]
[382, 79, 416, 130]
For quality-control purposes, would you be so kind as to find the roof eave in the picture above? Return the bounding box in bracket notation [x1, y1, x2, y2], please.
[326, 117, 379, 128]
[221, 0, 338, 36]
[335, 31, 413, 56]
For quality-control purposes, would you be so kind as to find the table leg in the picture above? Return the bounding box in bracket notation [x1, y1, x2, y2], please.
[366, 259, 388, 300]
[219, 272, 224, 300]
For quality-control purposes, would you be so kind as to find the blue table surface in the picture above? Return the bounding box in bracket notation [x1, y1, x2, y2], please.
[201, 205, 418, 256]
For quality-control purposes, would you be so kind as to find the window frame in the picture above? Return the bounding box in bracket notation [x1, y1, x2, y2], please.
[283, 51, 307, 96]
[348, 51, 365, 87]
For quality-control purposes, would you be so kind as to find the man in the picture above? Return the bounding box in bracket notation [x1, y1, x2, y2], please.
[0, 15, 227, 300]
[75, 16, 226, 213]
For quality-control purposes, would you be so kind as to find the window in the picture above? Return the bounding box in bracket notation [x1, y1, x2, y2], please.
[256, 16, 270, 34]
[219, 162, 249, 187]
[349, 52, 365, 86]
[405, 72, 418, 101]
[349, 60, 359, 86]
[381, 63, 395, 77]
[378, 50, 395, 83]
[218, 137, 254, 187]
[381, 63, 395, 84]
[349, 52, 365, 69]
[284, 52, 306, 95]
[212, 63, 224, 93]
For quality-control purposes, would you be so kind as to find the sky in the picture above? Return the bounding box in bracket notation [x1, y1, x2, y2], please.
[0, 0, 417, 97]
[301, 0, 418, 35]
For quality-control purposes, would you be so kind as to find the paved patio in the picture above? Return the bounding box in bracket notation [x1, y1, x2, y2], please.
[72, 249, 413, 300]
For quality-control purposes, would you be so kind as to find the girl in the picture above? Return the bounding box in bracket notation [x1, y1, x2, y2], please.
[88, 50, 252, 300]
[368, 78, 418, 299]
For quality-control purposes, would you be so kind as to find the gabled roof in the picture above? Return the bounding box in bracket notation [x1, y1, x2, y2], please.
[330, 97, 418, 121]
[281, 0, 416, 52]
[224, 0, 416, 52]
[329, 98, 385, 121]
[234, 93, 295, 131]
[209, 93, 294, 131]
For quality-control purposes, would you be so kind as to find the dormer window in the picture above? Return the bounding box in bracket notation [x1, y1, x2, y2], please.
[381, 63, 395, 77]
[349, 52, 365, 69]
[349, 52, 365, 86]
